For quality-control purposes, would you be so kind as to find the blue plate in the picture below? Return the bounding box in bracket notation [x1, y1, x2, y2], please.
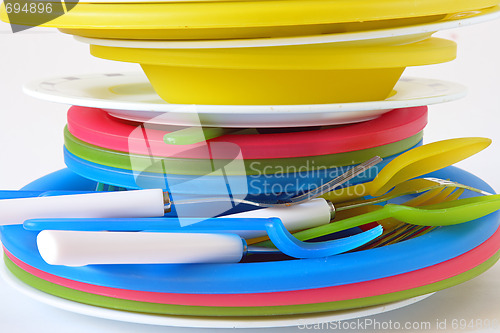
[63, 141, 422, 199]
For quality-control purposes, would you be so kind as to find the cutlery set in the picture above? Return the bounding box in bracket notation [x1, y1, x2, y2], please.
[1, 0, 500, 327]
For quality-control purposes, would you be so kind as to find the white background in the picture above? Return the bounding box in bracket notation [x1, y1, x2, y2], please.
[1, 15, 500, 333]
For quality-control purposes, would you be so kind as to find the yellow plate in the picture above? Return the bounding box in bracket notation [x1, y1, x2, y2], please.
[90, 37, 457, 105]
[1, 0, 499, 39]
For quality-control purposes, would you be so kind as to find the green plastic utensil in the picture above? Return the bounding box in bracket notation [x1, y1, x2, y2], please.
[163, 127, 238, 145]
[322, 137, 491, 202]
[293, 194, 500, 242]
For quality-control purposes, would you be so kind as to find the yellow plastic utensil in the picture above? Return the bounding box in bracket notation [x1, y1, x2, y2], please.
[322, 137, 492, 203]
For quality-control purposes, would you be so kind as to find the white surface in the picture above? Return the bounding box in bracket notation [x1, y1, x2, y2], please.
[1, 19, 500, 333]
[0, 189, 165, 225]
[23, 74, 466, 127]
[74, 6, 500, 49]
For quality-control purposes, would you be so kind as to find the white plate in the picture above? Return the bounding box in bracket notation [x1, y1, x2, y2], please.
[0, 262, 434, 329]
[23, 73, 466, 128]
[74, 7, 500, 49]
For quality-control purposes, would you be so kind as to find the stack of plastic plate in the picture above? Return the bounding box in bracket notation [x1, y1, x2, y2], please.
[72, 6, 500, 105]
[61, 105, 426, 199]
[1, 166, 499, 328]
[1, 0, 500, 328]
[21, 73, 466, 204]
[3, 2, 500, 105]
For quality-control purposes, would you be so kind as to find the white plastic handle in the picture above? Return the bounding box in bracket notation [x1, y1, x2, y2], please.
[220, 198, 332, 239]
[37, 231, 245, 266]
[0, 189, 165, 225]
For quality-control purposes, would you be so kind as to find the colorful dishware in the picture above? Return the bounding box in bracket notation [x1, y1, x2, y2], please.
[0, 166, 498, 318]
[5, 229, 500, 309]
[64, 127, 423, 176]
[66, 105, 428, 159]
[2, 0, 498, 39]
[74, 6, 500, 48]
[2, 167, 497, 295]
[324, 137, 492, 202]
[62, 145, 415, 197]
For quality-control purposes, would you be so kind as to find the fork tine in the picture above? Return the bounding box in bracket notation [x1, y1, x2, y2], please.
[336, 178, 490, 213]
[369, 188, 467, 249]
[354, 187, 448, 250]
[377, 188, 447, 232]
[444, 188, 465, 201]
[349, 182, 479, 251]
[401, 188, 445, 207]
[360, 224, 416, 249]
[423, 177, 493, 196]
[417, 187, 456, 205]
[421, 187, 466, 205]
[355, 186, 464, 250]
[389, 226, 432, 244]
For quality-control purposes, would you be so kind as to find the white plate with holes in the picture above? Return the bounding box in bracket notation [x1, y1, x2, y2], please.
[23, 73, 466, 128]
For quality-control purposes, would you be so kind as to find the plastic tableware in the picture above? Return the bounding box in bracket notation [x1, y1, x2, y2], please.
[23, 74, 465, 128]
[375, 194, 500, 226]
[62, 143, 418, 197]
[1, 0, 498, 39]
[0, 189, 166, 226]
[324, 137, 492, 202]
[89, 38, 456, 105]
[64, 127, 423, 175]
[162, 126, 238, 145]
[2, 157, 377, 221]
[83, 6, 495, 47]
[332, 177, 493, 213]
[6, 220, 500, 307]
[2, 166, 498, 294]
[0, 263, 433, 328]
[27, 185, 500, 264]
[291, 194, 500, 242]
[32, 220, 382, 265]
[65, 136, 483, 200]
[66, 105, 427, 159]
[0, 189, 341, 240]
[74, 6, 500, 48]
[3, 250, 499, 317]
